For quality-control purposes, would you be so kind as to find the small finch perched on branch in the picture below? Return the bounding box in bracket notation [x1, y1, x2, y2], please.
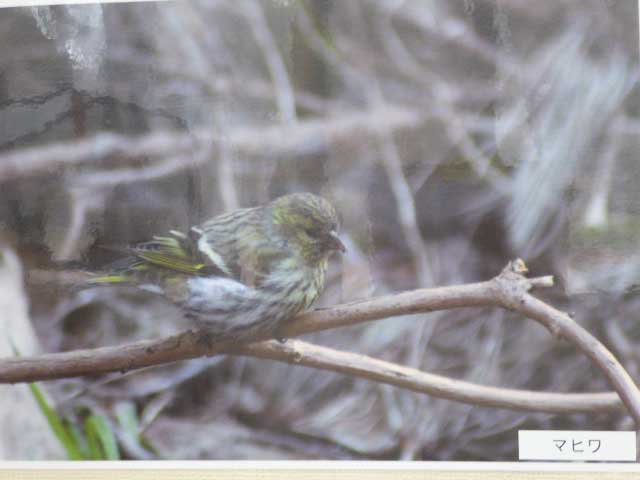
[90, 192, 345, 342]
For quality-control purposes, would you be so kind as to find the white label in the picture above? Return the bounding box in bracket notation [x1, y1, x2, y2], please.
[519, 430, 636, 461]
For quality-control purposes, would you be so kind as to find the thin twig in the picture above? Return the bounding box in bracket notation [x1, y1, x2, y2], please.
[375, 99, 432, 286]
[243, 0, 297, 123]
[236, 339, 622, 414]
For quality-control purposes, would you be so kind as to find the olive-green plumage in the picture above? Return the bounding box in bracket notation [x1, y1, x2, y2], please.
[91, 193, 345, 341]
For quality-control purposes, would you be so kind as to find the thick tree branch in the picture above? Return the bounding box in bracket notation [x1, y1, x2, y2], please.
[1, 260, 639, 423]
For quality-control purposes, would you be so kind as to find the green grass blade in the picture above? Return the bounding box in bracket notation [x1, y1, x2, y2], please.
[28, 383, 84, 460]
[85, 415, 120, 460]
[65, 419, 91, 459]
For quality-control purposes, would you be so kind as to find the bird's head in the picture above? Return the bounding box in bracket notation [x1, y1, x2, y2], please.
[269, 193, 345, 266]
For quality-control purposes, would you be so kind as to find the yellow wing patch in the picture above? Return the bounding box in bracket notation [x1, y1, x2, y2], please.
[87, 274, 132, 284]
[134, 250, 207, 275]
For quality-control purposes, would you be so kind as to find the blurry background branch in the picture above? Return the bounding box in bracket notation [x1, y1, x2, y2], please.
[0, 105, 421, 182]
[2, 261, 638, 423]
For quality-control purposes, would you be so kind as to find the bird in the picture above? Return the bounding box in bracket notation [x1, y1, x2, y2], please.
[89, 192, 345, 342]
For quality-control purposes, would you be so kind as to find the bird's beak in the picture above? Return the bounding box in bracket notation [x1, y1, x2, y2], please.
[328, 231, 346, 253]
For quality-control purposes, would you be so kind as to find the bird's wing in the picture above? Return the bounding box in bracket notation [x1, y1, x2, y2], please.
[91, 205, 274, 287]
[130, 230, 227, 277]
[89, 230, 227, 285]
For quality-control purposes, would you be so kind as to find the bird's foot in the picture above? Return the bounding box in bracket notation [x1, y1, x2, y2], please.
[273, 325, 288, 344]
[194, 329, 222, 354]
